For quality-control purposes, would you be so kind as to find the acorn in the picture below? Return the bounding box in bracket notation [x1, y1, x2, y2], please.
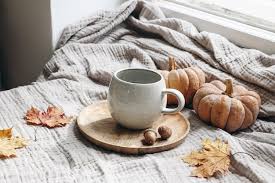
[143, 129, 157, 145]
[158, 126, 172, 140]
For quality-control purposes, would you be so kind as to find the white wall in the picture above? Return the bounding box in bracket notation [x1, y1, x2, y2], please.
[51, 0, 125, 48]
[1, 0, 124, 89]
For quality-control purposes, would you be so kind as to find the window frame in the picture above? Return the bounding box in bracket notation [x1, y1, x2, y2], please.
[165, 0, 275, 33]
[156, 0, 275, 55]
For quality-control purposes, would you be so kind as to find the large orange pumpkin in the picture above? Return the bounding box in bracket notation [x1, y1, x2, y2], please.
[193, 79, 261, 133]
[159, 57, 205, 105]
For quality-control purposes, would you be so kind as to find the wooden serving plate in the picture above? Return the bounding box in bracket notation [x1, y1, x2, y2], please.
[77, 100, 190, 154]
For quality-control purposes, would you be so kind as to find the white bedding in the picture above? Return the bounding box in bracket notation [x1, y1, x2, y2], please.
[1, 1, 275, 182]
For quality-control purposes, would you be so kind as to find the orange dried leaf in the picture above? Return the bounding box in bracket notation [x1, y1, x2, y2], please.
[0, 128, 12, 138]
[24, 106, 72, 128]
[25, 107, 42, 125]
[0, 128, 28, 159]
[182, 138, 230, 178]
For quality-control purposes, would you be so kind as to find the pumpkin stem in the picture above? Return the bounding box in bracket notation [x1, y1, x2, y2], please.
[168, 57, 176, 71]
[224, 79, 233, 97]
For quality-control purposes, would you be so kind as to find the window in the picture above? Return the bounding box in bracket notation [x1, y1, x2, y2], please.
[167, 0, 275, 33]
[158, 0, 275, 54]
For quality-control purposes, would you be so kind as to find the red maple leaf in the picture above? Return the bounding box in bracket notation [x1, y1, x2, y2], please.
[24, 106, 72, 128]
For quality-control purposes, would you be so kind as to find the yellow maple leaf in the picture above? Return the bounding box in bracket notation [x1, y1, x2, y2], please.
[182, 138, 230, 178]
[0, 128, 28, 159]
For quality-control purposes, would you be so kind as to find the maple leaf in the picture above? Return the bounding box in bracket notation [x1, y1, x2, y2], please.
[182, 138, 230, 178]
[0, 128, 12, 138]
[0, 128, 28, 159]
[24, 106, 72, 128]
[24, 107, 41, 125]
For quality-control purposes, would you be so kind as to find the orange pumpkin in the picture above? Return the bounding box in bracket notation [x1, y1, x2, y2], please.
[159, 57, 205, 105]
[193, 79, 261, 133]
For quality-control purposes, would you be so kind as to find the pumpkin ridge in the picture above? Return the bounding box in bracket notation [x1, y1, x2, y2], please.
[210, 96, 231, 129]
[193, 83, 222, 111]
[178, 69, 189, 98]
[224, 99, 233, 132]
[189, 67, 205, 86]
[185, 68, 200, 104]
[167, 71, 180, 104]
[240, 103, 254, 129]
[208, 100, 215, 125]
[233, 93, 261, 106]
[198, 94, 220, 123]
[209, 96, 222, 127]
[224, 99, 245, 132]
[239, 96, 259, 122]
[194, 91, 221, 112]
[223, 98, 232, 127]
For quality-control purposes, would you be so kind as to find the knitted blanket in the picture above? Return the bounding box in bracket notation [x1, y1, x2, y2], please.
[1, 1, 275, 182]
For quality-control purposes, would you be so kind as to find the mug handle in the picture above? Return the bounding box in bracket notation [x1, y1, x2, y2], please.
[161, 89, 185, 114]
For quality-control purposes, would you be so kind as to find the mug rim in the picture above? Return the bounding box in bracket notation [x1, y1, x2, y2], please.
[113, 68, 163, 86]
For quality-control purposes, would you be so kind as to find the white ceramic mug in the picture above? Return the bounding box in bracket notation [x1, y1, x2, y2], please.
[107, 68, 185, 129]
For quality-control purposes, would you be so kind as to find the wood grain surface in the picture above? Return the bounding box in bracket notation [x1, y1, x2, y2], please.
[77, 100, 190, 154]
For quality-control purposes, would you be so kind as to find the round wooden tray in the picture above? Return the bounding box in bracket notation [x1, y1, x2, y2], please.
[77, 100, 190, 154]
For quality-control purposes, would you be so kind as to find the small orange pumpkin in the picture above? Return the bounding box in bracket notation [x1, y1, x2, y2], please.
[193, 79, 261, 133]
[159, 57, 205, 105]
